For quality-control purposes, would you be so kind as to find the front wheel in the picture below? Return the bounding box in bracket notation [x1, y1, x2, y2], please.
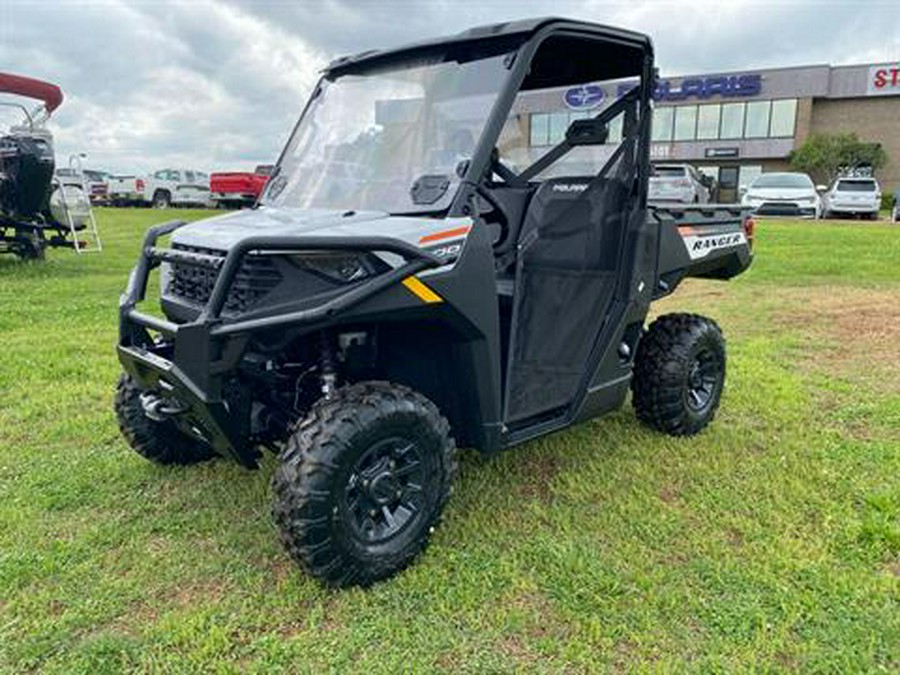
[271, 381, 457, 587]
[114, 373, 217, 465]
[152, 190, 171, 209]
[631, 314, 726, 436]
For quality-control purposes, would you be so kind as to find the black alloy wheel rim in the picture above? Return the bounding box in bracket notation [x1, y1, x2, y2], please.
[343, 437, 425, 544]
[685, 348, 720, 413]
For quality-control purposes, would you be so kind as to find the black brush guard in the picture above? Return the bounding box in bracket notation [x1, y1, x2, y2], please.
[118, 219, 441, 467]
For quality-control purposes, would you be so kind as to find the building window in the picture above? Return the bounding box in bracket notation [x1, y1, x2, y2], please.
[652, 106, 674, 142]
[744, 100, 771, 138]
[720, 102, 745, 140]
[696, 105, 721, 140]
[608, 114, 624, 144]
[529, 113, 549, 146]
[529, 109, 629, 147]
[769, 98, 797, 137]
[673, 105, 697, 141]
[549, 112, 569, 146]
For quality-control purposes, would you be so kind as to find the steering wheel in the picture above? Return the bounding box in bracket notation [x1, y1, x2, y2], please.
[474, 182, 510, 249]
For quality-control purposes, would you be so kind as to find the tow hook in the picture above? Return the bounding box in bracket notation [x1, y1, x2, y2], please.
[140, 391, 189, 422]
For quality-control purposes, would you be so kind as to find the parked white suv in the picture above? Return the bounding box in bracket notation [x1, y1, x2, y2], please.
[741, 172, 821, 218]
[822, 177, 881, 220]
[649, 164, 711, 204]
[107, 169, 211, 208]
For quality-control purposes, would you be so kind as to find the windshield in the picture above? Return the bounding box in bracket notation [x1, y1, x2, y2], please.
[751, 173, 813, 189]
[265, 52, 511, 214]
[836, 179, 877, 192]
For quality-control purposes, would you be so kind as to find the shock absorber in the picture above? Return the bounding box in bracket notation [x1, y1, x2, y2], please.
[319, 331, 338, 399]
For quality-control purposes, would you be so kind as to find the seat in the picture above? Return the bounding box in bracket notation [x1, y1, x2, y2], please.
[494, 176, 598, 295]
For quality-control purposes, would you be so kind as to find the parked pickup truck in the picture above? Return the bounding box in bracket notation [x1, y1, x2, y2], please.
[209, 165, 272, 209]
[108, 169, 211, 208]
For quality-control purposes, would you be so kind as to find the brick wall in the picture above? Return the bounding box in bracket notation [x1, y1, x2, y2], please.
[808, 97, 900, 190]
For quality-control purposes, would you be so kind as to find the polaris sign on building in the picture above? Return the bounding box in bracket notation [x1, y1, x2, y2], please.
[543, 61, 899, 200]
[564, 73, 763, 108]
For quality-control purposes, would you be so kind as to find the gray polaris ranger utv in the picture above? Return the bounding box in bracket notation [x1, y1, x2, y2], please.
[115, 18, 753, 586]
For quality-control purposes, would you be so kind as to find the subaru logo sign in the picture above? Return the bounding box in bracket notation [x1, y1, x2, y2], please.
[564, 84, 605, 110]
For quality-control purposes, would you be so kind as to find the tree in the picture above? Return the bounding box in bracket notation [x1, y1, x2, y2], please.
[789, 132, 887, 185]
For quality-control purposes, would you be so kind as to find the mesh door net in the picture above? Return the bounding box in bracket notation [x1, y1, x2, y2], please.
[504, 137, 637, 423]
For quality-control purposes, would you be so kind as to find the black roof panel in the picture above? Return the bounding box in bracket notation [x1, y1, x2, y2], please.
[325, 16, 652, 76]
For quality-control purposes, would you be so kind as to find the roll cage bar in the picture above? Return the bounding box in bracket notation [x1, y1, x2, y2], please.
[498, 86, 641, 187]
[443, 21, 654, 216]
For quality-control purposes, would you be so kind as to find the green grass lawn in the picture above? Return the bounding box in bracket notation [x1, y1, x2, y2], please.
[1, 209, 898, 673]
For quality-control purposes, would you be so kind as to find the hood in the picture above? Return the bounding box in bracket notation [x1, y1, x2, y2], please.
[745, 186, 816, 200]
[171, 206, 469, 253]
[173, 207, 391, 250]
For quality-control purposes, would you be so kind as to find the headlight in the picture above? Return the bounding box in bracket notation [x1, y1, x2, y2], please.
[288, 252, 387, 283]
[799, 196, 816, 204]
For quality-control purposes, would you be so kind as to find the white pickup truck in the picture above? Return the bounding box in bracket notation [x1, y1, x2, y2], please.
[107, 168, 211, 208]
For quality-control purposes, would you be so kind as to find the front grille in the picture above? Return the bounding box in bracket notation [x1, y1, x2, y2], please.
[757, 202, 802, 216]
[168, 244, 282, 313]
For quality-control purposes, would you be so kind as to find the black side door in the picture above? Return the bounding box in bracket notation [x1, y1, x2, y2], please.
[503, 109, 641, 424]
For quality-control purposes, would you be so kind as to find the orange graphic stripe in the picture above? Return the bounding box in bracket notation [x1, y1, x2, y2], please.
[419, 225, 472, 244]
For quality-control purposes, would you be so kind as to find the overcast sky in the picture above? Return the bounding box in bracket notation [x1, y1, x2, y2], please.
[1, 0, 898, 174]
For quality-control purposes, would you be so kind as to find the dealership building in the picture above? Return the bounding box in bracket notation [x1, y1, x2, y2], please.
[519, 61, 900, 202]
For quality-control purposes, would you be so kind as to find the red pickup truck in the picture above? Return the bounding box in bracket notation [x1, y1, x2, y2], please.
[209, 164, 272, 209]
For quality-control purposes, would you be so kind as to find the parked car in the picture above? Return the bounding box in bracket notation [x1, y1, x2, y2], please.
[84, 170, 110, 205]
[209, 164, 272, 209]
[107, 169, 211, 208]
[649, 164, 711, 204]
[741, 172, 821, 218]
[55, 167, 109, 204]
[822, 176, 881, 220]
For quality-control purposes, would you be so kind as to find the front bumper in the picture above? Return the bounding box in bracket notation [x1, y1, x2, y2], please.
[749, 202, 818, 218]
[118, 219, 441, 467]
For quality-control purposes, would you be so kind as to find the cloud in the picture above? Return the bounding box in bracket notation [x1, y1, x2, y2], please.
[1, 0, 897, 174]
[1, 0, 325, 173]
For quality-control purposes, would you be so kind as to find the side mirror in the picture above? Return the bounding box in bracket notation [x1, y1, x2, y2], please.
[565, 118, 609, 146]
[410, 174, 451, 205]
[816, 185, 827, 192]
[738, 184, 747, 195]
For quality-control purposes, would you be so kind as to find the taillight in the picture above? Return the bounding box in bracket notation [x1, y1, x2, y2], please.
[676, 179, 691, 188]
[135, 179, 145, 192]
[743, 216, 756, 249]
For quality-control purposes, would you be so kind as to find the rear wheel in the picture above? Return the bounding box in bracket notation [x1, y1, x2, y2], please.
[631, 313, 726, 436]
[271, 381, 457, 587]
[114, 373, 217, 465]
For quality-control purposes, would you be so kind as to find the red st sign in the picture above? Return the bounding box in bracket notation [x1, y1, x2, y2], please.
[868, 64, 900, 95]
